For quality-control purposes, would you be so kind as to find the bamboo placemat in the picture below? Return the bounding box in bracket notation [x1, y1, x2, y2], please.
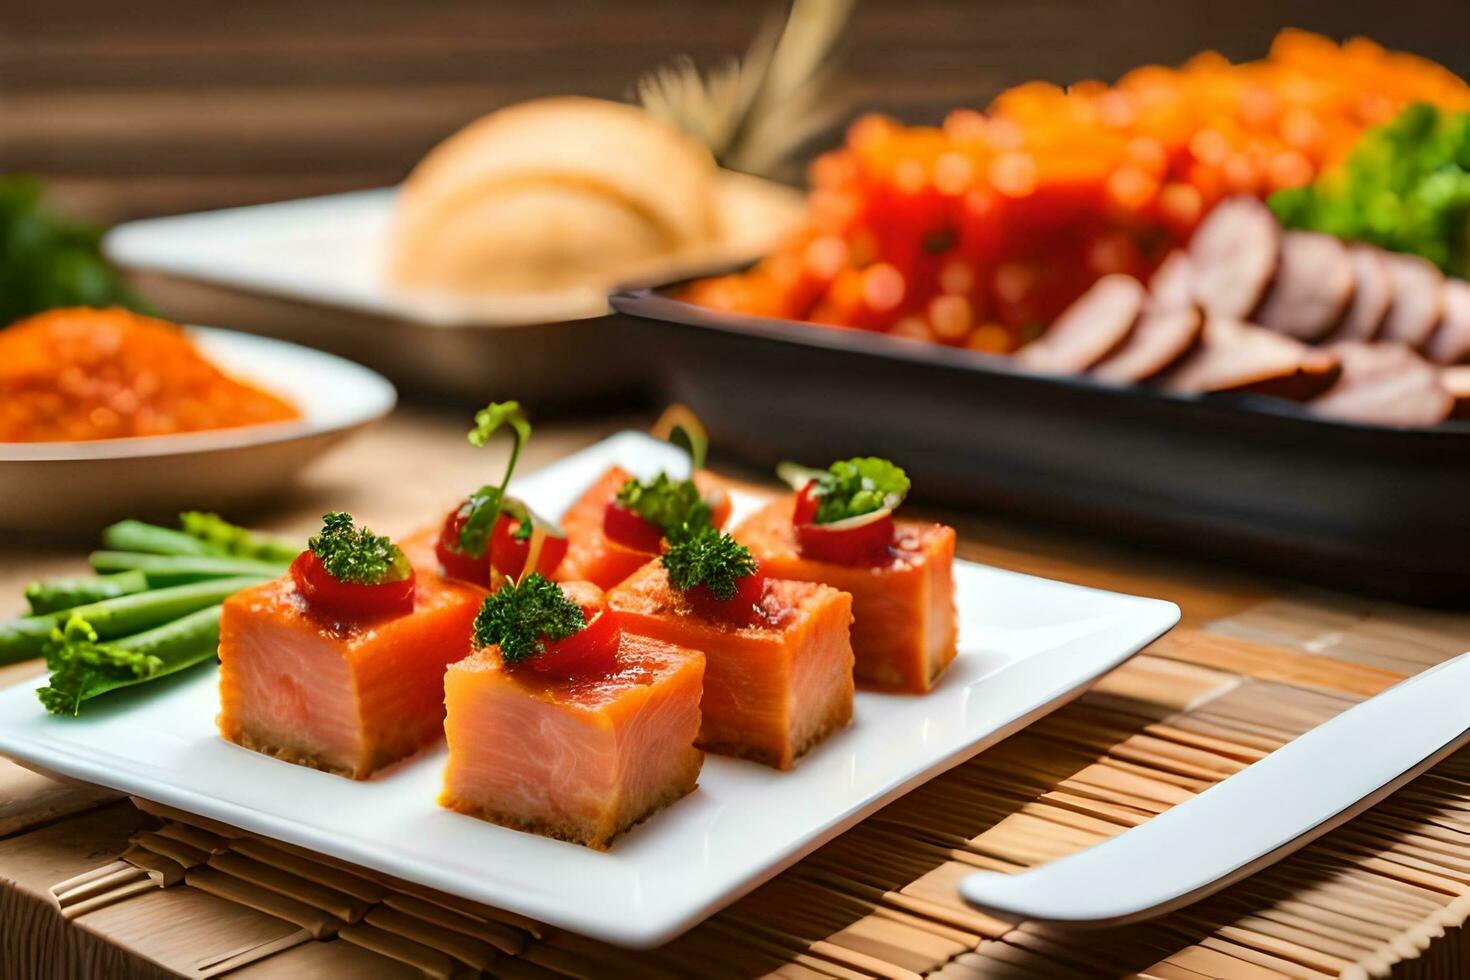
[3, 585, 1469, 978]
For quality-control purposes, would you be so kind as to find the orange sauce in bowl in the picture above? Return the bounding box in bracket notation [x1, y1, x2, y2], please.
[0, 307, 300, 443]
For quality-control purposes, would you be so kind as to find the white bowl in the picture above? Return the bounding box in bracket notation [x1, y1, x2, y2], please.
[0, 326, 396, 531]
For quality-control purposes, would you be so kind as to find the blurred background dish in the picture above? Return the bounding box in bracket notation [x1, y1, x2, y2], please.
[8, 0, 1470, 585]
[0, 322, 395, 531]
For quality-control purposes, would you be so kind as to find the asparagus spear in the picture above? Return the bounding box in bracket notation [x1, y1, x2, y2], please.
[90, 551, 289, 586]
[25, 570, 150, 616]
[0, 576, 266, 666]
[37, 606, 223, 716]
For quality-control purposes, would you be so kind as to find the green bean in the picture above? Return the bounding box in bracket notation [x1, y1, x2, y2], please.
[89, 551, 289, 586]
[25, 570, 150, 615]
[0, 575, 266, 666]
[100, 520, 224, 558]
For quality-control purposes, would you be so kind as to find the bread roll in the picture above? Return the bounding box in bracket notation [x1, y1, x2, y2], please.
[389, 97, 720, 295]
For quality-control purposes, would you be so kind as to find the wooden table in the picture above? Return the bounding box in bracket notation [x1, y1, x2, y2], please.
[4, 408, 1470, 978]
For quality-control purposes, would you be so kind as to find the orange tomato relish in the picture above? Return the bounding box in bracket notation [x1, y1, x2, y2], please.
[0, 307, 300, 442]
[684, 30, 1470, 352]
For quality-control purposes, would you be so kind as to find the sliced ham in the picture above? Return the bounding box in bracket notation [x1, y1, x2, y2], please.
[1146, 251, 1195, 310]
[1310, 341, 1453, 427]
[1424, 278, 1470, 364]
[1379, 252, 1445, 350]
[1188, 196, 1281, 320]
[1157, 316, 1340, 401]
[1332, 244, 1393, 341]
[1091, 305, 1204, 384]
[1016, 273, 1144, 374]
[1253, 231, 1355, 340]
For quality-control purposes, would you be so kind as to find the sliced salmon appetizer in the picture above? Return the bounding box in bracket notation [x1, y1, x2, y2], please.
[441, 577, 704, 849]
[219, 515, 482, 779]
[557, 465, 733, 590]
[736, 458, 957, 693]
[608, 555, 854, 770]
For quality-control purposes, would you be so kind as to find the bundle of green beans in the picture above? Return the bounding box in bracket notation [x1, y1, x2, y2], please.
[3, 512, 300, 716]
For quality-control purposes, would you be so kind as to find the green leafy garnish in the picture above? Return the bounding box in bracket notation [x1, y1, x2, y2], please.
[617, 473, 713, 541]
[37, 606, 222, 717]
[472, 573, 586, 663]
[0, 175, 151, 326]
[662, 527, 758, 602]
[38, 617, 160, 716]
[1270, 102, 1470, 276]
[457, 401, 532, 557]
[615, 406, 718, 540]
[789, 457, 911, 524]
[179, 511, 300, 564]
[308, 513, 410, 585]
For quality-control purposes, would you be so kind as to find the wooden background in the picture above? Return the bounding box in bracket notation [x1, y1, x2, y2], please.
[6, 0, 1470, 225]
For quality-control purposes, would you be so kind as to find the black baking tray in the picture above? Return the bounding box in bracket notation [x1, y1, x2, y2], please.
[613, 287, 1470, 605]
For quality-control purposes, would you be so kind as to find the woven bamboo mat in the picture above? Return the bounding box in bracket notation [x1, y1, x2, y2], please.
[1, 586, 1467, 978]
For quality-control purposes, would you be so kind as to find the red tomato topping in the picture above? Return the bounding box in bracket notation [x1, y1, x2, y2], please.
[290, 551, 415, 620]
[795, 513, 896, 565]
[528, 586, 621, 679]
[791, 481, 897, 565]
[489, 514, 568, 580]
[602, 500, 665, 553]
[435, 501, 489, 585]
[792, 481, 822, 524]
[686, 564, 768, 626]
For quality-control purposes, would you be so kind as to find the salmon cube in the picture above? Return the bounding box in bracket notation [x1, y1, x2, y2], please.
[607, 561, 854, 769]
[440, 632, 705, 849]
[735, 498, 958, 693]
[217, 567, 482, 779]
[557, 465, 734, 590]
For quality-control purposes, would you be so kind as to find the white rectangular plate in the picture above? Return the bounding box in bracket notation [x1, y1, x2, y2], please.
[0, 432, 1178, 947]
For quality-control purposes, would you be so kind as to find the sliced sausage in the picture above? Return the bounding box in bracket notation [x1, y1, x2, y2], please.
[1091, 305, 1204, 384]
[1424, 278, 1470, 364]
[1442, 365, 1470, 418]
[1332, 244, 1393, 341]
[1310, 341, 1453, 427]
[1188, 196, 1281, 320]
[1379, 252, 1445, 350]
[1157, 317, 1340, 401]
[1253, 231, 1355, 340]
[1146, 251, 1195, 311]
[1015, 273, 1144, 374]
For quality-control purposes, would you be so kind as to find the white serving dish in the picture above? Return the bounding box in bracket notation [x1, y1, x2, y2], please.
[0, 432, 1178, 947]
[101, 179, 803, 405]
[0, 326, 396, 531]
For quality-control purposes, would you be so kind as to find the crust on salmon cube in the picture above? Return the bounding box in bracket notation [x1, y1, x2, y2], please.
[607, 562, 854, 769]
[557, 465, 734, 590]
[734, 498, 957, 694]
[440, 632, 705, 850]
[218, 567, 483, 779]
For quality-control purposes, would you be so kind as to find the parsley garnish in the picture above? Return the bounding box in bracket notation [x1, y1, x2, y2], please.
[456, 401, 531, 556]
[616, 406, 719, 541]
[472, 573, 586, 663]
[616, 473, 713, 541]
[798, 457, 911, 524]
[662, 527, 758, 602]
[308, 513, 410, 585]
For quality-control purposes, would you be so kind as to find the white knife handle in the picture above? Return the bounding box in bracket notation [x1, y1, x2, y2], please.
[960, 650, 1470, 927]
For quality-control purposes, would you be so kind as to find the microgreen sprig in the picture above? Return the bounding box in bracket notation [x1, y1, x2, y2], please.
[457, 401, 532, 557]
